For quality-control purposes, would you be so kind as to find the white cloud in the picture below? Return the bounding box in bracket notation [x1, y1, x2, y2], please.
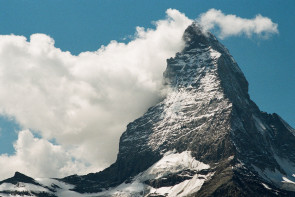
[0, 9, 192, 179]
[0, 130, 89, 179]
[198, 9, 278, 39]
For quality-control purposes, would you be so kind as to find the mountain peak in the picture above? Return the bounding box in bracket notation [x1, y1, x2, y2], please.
[0, 171, 38, 186]
[182, 23, 216, 50]
[14, 171, 26, 177]
[164, 23, 249, 105]
[1, 23, 295, 196]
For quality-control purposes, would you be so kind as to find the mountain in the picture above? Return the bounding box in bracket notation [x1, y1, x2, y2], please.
[1, 23, 295, 197]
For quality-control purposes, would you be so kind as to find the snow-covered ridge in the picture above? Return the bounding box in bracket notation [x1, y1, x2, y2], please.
[95, 151, 213, 197]
[0, 177, 81, 197]
[0, 151, 212, 197]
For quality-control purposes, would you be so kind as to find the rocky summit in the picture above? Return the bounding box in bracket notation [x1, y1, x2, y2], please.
[1, 23, 295, 197]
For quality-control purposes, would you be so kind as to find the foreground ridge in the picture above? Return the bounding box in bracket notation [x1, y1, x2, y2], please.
[1, 23, 295, 197]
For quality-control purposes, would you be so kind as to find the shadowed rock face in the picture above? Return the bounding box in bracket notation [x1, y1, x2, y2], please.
[1, 23, 295, 196]
[0, 172, 40, 186]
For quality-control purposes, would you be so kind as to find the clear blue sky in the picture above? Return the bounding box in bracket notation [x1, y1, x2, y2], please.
[0, 0, 294, 154]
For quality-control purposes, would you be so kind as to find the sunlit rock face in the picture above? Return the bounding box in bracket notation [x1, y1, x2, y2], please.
[1, 23, 295, 197]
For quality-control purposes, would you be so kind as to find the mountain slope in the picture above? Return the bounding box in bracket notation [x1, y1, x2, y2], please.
[1, 23, 295, 197]
[61, 23, 295, 196]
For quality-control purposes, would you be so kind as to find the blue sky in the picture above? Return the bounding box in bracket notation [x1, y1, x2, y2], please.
[0, 0, 294, 178]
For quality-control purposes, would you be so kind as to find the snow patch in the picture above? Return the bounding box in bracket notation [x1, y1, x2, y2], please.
[140, 150, 209, 181]
[253, 115, 267, 133]
[0, 182, 48, 192]
[36, 178, 83, 197]
[261, 183, 271, 190]
[149, 173, 211, 197]
[94, 180, 145, 197]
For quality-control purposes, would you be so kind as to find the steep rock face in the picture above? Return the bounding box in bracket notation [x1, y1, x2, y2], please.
[62, 23, 237, 193]
[61, 23, 295, 196]
[1, 23, 295, 196]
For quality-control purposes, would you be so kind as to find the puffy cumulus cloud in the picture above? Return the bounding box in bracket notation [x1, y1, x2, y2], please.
[0, 130, 89, 179]
[0, 9, 192, 179]
[198, 9, 278, 39]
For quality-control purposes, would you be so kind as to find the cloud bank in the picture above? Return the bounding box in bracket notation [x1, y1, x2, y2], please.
[0, 9, 278, 180]
[198, 9, 278, 39]
[0, 130, 87, 178]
